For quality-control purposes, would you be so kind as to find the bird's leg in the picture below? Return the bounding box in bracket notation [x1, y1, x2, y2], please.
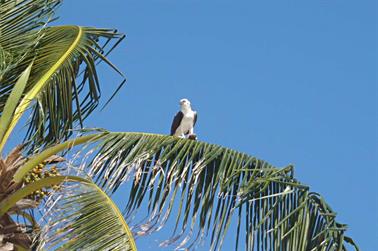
[188, 128, 197, 140]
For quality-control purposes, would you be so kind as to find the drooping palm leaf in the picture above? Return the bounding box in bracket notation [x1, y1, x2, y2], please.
[0, 170, 136, 251]
[0, 0, 124, 154]
[62, 131, 357, 251]
[10, 131, 356, 250]
[0, 176, 86, 216]
[36, 177, 137, 251]
[0, 24, 125, 152]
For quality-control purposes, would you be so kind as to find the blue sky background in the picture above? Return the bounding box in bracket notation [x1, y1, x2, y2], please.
[53, 0, 377, 250]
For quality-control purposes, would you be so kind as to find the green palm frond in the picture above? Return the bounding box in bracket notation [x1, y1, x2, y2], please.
[0, 62, 32, 146]
[67, 131, 356, 251]
[0, 171, 136, 250]
[0, 25, 125, 151]
[0, 0, 125, 151]
[0, 0, 60, 85]
[0, 0, 59, 44]
[37, 177, 137, 251]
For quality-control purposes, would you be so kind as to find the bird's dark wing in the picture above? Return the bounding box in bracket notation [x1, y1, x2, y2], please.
[170, 111, 183, 135]
[193, 111, 198, 127]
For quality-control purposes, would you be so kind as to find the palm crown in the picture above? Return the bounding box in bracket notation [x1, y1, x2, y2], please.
[0, 1, 358, 250]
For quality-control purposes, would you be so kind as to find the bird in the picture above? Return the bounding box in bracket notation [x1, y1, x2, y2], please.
[170, 98, 198, 139]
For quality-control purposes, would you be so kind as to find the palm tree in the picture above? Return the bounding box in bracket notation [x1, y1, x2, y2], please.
[0, 0, 359, 250]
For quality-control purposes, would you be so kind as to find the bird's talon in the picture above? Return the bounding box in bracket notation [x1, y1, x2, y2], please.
[188, 134, 197, 140]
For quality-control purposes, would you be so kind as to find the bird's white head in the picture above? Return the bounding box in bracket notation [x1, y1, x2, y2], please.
[180, 98, 192, 112]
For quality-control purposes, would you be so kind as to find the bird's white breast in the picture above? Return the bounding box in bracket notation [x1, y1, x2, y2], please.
[181, 111, 195, 128]
[175, 110, 195, 136]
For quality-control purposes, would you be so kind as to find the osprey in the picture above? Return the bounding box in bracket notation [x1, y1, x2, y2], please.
[170, 98, 198, 139]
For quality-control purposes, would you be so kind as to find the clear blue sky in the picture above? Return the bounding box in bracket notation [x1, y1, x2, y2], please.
[56, 0, 377, 250]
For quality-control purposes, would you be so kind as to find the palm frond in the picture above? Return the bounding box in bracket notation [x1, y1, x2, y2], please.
[37, 177, 137, 251]
[0, 0, 59, 45]
[72, 131, 357, 251]
[0, 0, 60, 89]
[13, 133, 105, 182]
[0, 25, 124, 151]
[0, 176, 88, 216]
[0, 62, 32, 151]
